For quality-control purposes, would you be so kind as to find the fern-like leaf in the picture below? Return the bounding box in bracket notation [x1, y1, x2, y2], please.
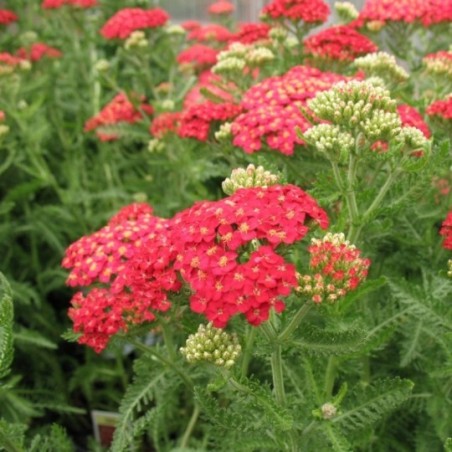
[332, 378, 414, 434]
[0, 419, 26, 452]
[0, 273, 14, 380]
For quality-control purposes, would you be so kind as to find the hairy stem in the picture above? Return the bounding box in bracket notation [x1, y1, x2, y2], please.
[278, 302, 313, 342]
[241, 326, 257, 378]
[179, 404, 201, 449]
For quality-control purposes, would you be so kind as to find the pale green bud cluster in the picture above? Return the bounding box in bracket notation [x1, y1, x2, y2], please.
[180, 323, 241, 369]
[215, 122, 232, 141]
[395, 126, 429, 149]
[148, 138, 164, 153]
[124, 31, 148, 50]
[0, 125, 10, 137]
[222, 164, 280, 195]
[213, 42, 274, 76]
[19, 31, 38, 46]
[354, 52, 409, 83]
[165, 25, 186, 36]
[269, 27, 288, 42]
[448, 259, 452, 278]
[321, 402, 338, 419]
[304, 124, 354, 161]
[308, 81, 401, 142]
[95, 59, 110, 73]
[335, 1, 359, 22]
[284, 36, 299, 49]
[158, 99, 175, 111]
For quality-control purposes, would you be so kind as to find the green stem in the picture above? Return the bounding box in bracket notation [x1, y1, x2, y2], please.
[345, 154, 360, 242]
[278, 302, 313, 342]
[271, 345, 286, 406]
[324, 356, 337, 399]
[240, 326, 257, 378]
[362, 169, 400, 222]
[161, 321, 178, 362]
[179, 404, 201, 449]
[127, 338, 193, 389]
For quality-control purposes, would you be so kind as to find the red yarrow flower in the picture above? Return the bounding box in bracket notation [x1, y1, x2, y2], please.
[356, 0, 452, 27]
[231, 65, 349, 155]
[16, 43, 62, 62]
[440, 212, 452, 250]
[42, 0, 97, 9]
[150, 112, 182, 138]
[101, 8, 169, 40]
[0, 9, 18, 24]
[426, 95, 452, 120]
[172, 184, 328, 327]
[261, 0, 330, 23]
[84, 93, 154, 141]
[177, 44, 219, 71]
[305, 25, 378, 61]
[209, 1, 235, 15]
[397, 104, 431, 138]
[178, 101, 242, 141]
[230, 23, 271, 45]
[0, 52, 24, 67]
[187, 24, 233, 43]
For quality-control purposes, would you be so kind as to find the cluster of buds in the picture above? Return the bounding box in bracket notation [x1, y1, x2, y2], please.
[296, 232, 370, 303]
[394, 126, 430, 151]
[303, 124, 354, 162]
[165, 24, 186, 36]
[124, 31, 148, 50]
[354, 52, 409, 84]
[213, 42, 274, 77]
[423, 50, 452, 78]
[321, 402, 338, 419]
[448, 260, 452, 278]
[214, 121, 232, 141]
[180, 323, 241, 369]
[334, 1, 359, 23]
[307, 80, 403, 144]
[222, 164, 280, 195]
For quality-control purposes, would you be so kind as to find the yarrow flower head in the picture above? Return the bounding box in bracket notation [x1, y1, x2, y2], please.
[0, 52, 31, 76]
[101, 8, 169, 40]
[397, 105, 431, 138]
[16, 43, 62, 62]
[296, 232, 371, 303]
[124, 30, 148, 50]
[177, 44, 219, 72]
[354, 52, 409, 83]
[187, 24, 233, 44]
[305, 25, 378, 62]
[0, 9, 18, 24]
[180, 323, 241, 369]
[172, 184, 328, 327]
[356, 0, 452, 27]
[208, 1, 235, 15]
[303, 124, 354, 162]
[84, 93, 154, 141]
[426, 95, 452, 121]
[222, 164, 280, 195]
[231, 65, 349, 155]
[308, 80, 402, 142]
[423, 50, 452, 79]
[230, 23, 271, 45]
[178, 101, 242, 141]
[335, 2, 359, 23]
[261, 0, 330, 24]
[440, 212, 452, 250]
[150, 112, 181, 138]
[42, 0, 97, 9]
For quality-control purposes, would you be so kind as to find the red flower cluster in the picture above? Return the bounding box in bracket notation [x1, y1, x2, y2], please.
[0, 52, 24, 67]
[84, 93, 154, 141]
[187, 24, 233, 43]
[230, 23, 271, 45]
[261, 0, 330, 23]
[0, 111, 5, 121]
[42, 0, 97, 9]
[150, 112, 182, 138]
[181, 20, 202, 32]
[183, 71, 234, 107]
[0, 9, 17, 24]
[62, 205, 168, 287]
[177, 44, 219, 71]
[208, 1, 235, 15]
[440, 212, 452, 250]
[172, 184, 328, 326]
[297, 233, 370, 303]
[397, 104, 431, 138]
[426, 96, 452, 120]
[356, 0, 452, 27]
[100, 8, 169, 40]
[178, 101, 242, 141]
[231, 65, 348, 155]
[16, 43, 62, 62]
[305, 25, 378, 61]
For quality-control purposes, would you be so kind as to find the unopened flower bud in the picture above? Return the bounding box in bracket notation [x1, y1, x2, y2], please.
[222, 164, 280, 195]
[95, 59, 110, 72]
[321, 402, 337, 419]
[215, 122, 232, 141]
[180, 323, 241, 369]
[354, 52, 409, 83]
[124, 31, 148, 50]
[335, 1, 359, 22]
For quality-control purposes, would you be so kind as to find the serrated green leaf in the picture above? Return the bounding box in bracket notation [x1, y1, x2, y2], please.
[0, 273, 14, 380]
[13, 328, 57, 350]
